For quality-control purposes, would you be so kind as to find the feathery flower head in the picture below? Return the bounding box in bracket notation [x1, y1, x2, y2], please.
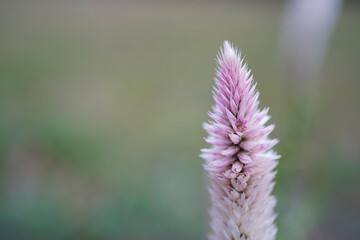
[201, 41, 280, 240]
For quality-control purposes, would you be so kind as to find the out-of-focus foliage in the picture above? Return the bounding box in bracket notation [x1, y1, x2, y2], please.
[0, 1, 359, 239]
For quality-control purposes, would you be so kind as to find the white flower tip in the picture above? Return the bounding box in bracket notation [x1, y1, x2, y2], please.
[223, 40, 236, 59]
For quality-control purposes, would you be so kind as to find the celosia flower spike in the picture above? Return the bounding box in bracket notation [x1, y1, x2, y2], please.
[201, 41, 280, 240]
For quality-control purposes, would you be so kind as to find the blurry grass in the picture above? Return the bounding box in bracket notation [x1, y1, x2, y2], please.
[0, 1, 359, 239]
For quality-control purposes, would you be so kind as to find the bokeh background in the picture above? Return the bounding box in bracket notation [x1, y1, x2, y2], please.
[0, 0, 359, 239]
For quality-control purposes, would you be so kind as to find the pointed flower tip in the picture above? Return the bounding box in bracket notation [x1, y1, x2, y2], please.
[223, 40, 236, 59]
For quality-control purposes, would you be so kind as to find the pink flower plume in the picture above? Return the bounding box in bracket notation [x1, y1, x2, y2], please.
[201, 41, 280, 240]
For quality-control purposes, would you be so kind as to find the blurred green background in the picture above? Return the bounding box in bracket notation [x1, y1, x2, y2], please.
[0, 0, 359, 239]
